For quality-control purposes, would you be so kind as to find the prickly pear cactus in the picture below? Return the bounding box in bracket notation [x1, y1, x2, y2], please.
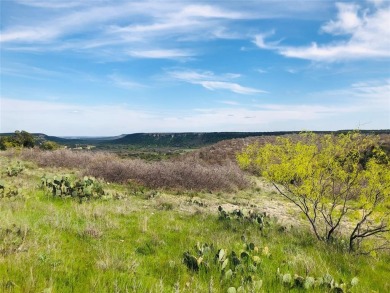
[41, 174, 106, 200]
[218, 206, 271, 231]
[4, 161, 24, 177]
[277, 270, 359, 292]
[183, 237, 264, 292]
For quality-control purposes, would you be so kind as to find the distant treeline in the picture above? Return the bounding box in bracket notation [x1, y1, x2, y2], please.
[0, 130, 60, 150]
[1, 130, 389, 149]
[70, 130, 390, 148]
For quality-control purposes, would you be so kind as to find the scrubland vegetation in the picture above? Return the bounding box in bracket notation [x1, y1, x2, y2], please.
[0, 131, 389, 292]
[17, 149, 248, 192]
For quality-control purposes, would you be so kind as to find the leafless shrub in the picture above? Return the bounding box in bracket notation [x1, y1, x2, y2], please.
[179, 136, 279, 165]
[17, 148, 249, 192]
[20, 148, 100, 168]
[84, 156, 249, 192]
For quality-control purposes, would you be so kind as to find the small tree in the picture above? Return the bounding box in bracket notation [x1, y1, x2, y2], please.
[0, 131, 35, 150]
[14, 130, 35, 148]
[238, 132, 390, 253]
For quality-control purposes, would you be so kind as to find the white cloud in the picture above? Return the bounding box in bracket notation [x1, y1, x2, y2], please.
[169, 70, 215, 81]
[254, 32, 275, 49]
[0, 1, 330, 57]
[349, 79, 390, 107]
[321, 3, 362, 35]
[367, 0, 385, 7]
[168, 104, 363, 131]
[224, 73, 241, 79]
[279, 42, 389, 62]
[107, 18, 199, 36]
[352, 79, 390, 93]
[2, 78, 388, 135]
[0, 98, 360, 135]
[254, 2, 390, 62]
[255, 68, 267, 74]
[0, 98, 154, 136]
[0, 4, 138, 43]
[199, 81, 264, 95]
[308, 79, 390, 112]
[220, 100, 240, 105]
[108, 74, 145, 90]
[15, 0, 86, 9]
[285, 68, 298, 74]
[168, 69, 265, 94]
[0, 2, 251, 49]
[103, 4, 252, 47]
[0, 63, 64, 80]
[128, 49, 194, 59]
[179, 4, 247, 19]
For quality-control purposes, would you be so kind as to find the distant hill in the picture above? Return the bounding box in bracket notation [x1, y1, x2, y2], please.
[59, 134, 127, 141]
[109, 132, 292, 147]
[180, 131, 390, 165]
[104, 130, 390, 148]
[1, 130, 389, 148]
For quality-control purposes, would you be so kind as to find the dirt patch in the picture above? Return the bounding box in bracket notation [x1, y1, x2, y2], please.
[144, 180, 306, 229]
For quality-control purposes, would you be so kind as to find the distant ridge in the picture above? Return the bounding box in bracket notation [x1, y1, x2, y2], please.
[110, 130, 390, 147]
[1, 130, 389, 148]
[111, 132, 270, 147]
[58, 134, 127, 140]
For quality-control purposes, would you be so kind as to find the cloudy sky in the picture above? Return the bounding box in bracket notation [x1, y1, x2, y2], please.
[0, 0, 389, 136]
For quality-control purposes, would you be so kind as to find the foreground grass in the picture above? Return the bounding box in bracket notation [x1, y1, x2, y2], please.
[0, 157, 389, 292]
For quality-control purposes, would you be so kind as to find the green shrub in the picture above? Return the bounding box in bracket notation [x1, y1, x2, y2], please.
[40, 141, 61, 150]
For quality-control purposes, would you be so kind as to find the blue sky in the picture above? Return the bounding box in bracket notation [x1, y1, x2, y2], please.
[0, 0, 389, 136]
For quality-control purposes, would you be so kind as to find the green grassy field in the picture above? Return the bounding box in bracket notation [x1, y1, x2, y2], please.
[0, 155, 389, 293]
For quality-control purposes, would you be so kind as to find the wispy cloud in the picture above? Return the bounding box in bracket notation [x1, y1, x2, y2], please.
[168, 69, 265, 95]
[0, 1, 330, 59]
[255, 68, 267, 74]
[285, 68, 298, 74]
[220, 100, 240, 105]
[179, 4, 247, 19]
[306, 79, 390, 113]
[351, 79, 390, 101]
[0, 4, 138, 43]
[100, 3, 254, 48]
[253, 30, 280, 49]
[321, 3, 362, 35]
[108, 74, 145, 90]
[0, 97, 370, 135]
[0, 63, 64, 79]
[0, 98, 154, 136]
[128, 49, 195, 59]
[0, 0, 251, 59]
[367, 0, 386, 7]
[14, 0, 87, 9]
[254, 2, 390, 62]
[2, 78, 388, 134]
[200, 81, 263, 95]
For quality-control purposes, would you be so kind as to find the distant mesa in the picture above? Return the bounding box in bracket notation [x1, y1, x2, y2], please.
[1, 130, 389, 149]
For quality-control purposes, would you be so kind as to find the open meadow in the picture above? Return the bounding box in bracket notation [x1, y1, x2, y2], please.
[1, 134, 389, 293]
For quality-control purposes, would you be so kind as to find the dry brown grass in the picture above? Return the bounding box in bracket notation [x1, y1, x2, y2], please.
[179, 136, 279, 165]
[19, 148, 98, 168]
[16, 149, 249, 192]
